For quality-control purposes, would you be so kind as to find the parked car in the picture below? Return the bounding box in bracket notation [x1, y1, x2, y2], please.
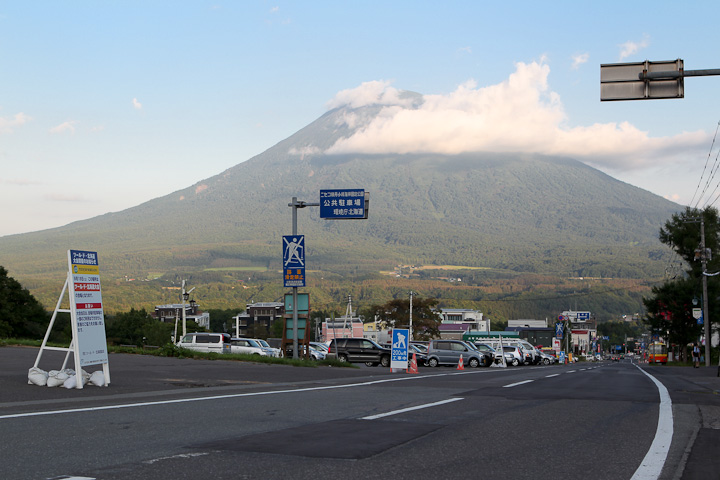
[408, 343, 428, 366]
[535, 348, 556, 365]
[326, 338, 392, 367]
[475, 343, 504, 364]
[309, 345, 326, 361]
[177, 332, 232, 354]
[254, 339, 281, 357]
[310, 341, 329, 353]
[425, 340, 490, 368]
[229, 338, 268, 356]
[502, 346, 524, 366]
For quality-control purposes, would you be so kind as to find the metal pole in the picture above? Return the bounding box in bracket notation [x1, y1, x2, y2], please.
[701, 218, 711, 367]
[640, 68, 720, 80]
[292, 197, 299, 360]
[182, 289, 187, 339]
[409, 291, 414, 341]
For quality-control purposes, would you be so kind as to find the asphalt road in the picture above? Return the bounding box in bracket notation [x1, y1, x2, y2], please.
[1, 347, 719, 480]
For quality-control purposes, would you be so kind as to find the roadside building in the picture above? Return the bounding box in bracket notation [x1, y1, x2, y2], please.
[322, 314, 365, 341]
[438, 308, 489, 339]
[153, 300, 210, 330]
[233, 301, 284, 338]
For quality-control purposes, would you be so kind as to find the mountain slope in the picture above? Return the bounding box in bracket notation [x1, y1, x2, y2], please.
[0, 104, 680, 284]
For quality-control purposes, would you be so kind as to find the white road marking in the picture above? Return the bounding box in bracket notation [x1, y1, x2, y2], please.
[143, 452, 210, 465]
[0, 371, 485, 420]
[630, 366, 673, 480]
[361, 398, 464, 420]
[503, 379, 534, 388]
[545, 374, 560, 378]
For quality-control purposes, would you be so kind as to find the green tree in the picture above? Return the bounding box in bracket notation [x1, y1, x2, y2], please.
[644, 206, 720, 357]
[368, 296, 442, 341]
[643, 278, 702, 362]
[0, 266, 49, 338]
[105, 308, 172, 346]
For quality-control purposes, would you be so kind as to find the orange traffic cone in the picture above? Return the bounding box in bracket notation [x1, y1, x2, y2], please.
[407, 353, 419, 374]
[457, 355, 465, 370]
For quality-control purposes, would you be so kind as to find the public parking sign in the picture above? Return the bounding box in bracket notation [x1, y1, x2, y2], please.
[320, 189, 366, 219]
[283, 235, 305, 287]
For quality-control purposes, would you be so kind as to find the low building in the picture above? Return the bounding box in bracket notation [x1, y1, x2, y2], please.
[438, 308, 489, 338]
[233, 302, 284, 338]
[322, 316, 365, 341]
[508, 318, 548, 329]
[153, 300, 210, 330]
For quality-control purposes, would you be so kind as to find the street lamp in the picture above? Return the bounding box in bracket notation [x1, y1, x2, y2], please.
[181, 280, 195, 339]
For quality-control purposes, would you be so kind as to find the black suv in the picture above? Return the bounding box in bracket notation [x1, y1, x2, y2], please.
[327, 338, 391, 367]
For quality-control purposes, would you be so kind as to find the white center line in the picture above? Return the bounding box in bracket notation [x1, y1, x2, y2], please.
[361, 397, 464, 420]
[545, 373, 560, 378]
[503, 379, 534, 388]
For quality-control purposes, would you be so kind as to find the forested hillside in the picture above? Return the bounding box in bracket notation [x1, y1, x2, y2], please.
[0, 102, 680, 319]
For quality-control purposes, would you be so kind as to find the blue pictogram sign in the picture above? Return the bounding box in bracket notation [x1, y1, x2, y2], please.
[391, 328, 409, 369]
[283, 235, 305, 287]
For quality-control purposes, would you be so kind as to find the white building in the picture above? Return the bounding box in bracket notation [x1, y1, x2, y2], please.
[440, 308, 489, 331]
[508, 319, 548, 328]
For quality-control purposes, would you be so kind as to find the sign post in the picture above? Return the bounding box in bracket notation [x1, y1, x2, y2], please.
[32, 250, 110, 388]
[391, 328, 409, 371]
[286, 191, 369, 358]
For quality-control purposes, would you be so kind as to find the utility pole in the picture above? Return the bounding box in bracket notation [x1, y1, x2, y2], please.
[700, 218, 711, 367]
[409, 291, 415, 341]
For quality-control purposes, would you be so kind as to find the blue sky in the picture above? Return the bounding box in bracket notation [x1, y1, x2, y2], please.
[1, 1, 719, 236]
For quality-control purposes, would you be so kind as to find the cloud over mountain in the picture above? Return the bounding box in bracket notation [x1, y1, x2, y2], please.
[323, 60, 708, 173]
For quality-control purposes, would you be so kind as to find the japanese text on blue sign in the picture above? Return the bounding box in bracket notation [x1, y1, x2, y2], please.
[320, 189, 365, 219]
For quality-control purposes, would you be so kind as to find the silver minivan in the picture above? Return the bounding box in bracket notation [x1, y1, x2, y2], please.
[177, 332, 231, 354]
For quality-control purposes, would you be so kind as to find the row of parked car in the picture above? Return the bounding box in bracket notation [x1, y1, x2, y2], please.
[176, 332, 558, 368]
[324, 337, 557, 368]
[176, 332, 330, 360]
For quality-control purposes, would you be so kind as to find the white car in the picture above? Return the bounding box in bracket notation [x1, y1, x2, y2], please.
[229, 338, 267, 356]
[251, 338, 281, 357]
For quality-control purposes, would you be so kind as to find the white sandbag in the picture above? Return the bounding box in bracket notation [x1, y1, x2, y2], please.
[89, 371, 105, 387]
[80, 369, 91, 382]
[46, 370, 68, 388]
[63, 375, 77, 389]
[28, 367, 48, 386]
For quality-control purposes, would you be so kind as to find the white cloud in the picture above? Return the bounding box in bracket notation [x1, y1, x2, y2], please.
[132, 97, 143, 110]
[326, 80, 415, 110]
[571, 53, 589, 69]
[0, 112, 31, 134]
[618, 35, 650, 60]
[49, 120, 77, 135]
[270, 6, 279, 13]
[324, 60, 709, 173]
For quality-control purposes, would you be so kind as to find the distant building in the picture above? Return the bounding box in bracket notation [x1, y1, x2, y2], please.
[322, 310, 365, 341]
[438, 309, 489, 339]
[508, 318, 548, 328]
[233, 302, 284, 337]
[153, 300, 210, 330]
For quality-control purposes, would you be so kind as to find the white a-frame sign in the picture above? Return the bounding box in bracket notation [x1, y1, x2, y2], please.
[33, 250, 110, 388]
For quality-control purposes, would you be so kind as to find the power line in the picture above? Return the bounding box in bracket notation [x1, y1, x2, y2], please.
[692, 120, 720, 208]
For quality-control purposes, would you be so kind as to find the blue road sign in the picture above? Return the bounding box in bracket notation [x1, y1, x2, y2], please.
[283, 235, 305, 287]
[391, 328, 409, 369]
[320, 189, 365, 219]
[555, 322, 564, 339]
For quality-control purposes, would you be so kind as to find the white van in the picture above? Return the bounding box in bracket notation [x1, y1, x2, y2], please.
[177, 333, 232, 354]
